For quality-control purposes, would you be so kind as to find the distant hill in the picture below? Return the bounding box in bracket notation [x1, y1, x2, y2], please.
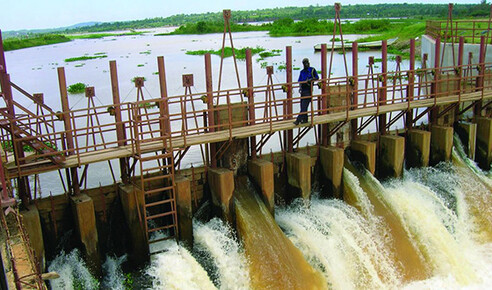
[3, 22, 101, 38]
[2, 3, 489, 37]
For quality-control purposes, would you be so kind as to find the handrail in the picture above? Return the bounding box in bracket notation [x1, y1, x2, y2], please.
[2, 61, 492, 177]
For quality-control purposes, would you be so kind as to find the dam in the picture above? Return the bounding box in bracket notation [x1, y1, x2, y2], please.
[1, 5, 492, 289]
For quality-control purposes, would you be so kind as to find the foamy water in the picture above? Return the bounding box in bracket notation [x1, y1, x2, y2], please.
[49, 139, 492, 289]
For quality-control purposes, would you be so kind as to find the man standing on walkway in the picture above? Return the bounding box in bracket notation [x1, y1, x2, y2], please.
[294, 58, 319, 125]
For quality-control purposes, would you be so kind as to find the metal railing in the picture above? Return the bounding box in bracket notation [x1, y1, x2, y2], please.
[2, 60, 492, 179]
[426, 19, 492, 44]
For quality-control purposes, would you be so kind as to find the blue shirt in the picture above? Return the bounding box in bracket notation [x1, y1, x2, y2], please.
[298, 67, 319, 95]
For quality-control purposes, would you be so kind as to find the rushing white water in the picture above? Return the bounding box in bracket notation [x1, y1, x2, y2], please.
[101, 255, 127, 290]
[276, 196, 400, 290]
[48, 249, 99, 290]
[48, 139, 492, 289]
[147, 240, 216, 290]
[194, 217, 251, 290]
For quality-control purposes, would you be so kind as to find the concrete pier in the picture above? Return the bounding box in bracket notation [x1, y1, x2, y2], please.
[208, 168, 235, 224]
[456, 122, 477, 160]
[286, 153, 312, 200]
[476, 117, 492, 170]
[430, 126, 453, 165]
[119, 184, 148, 265]
[319, 146, 344, 198]
[248, 159, 274, 215]
[175, 175, 193, 248]
[20, 205, 44, 271]
[350, 140, 376, 175]
[379, 135, 405, 179]
[70, 194, 100, 273]
[406, 129, 431, 168]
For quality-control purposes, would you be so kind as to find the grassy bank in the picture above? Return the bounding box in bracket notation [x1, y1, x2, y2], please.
[3, 34, 71, 51]
[157, 21, 269, 36]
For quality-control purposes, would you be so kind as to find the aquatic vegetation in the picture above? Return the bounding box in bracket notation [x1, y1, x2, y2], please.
[67, 82, 87, 94]
[65, 54, 107, 62]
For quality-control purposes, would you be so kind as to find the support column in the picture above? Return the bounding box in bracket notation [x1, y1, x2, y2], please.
[430, 126, 453, 166]
[175, 175, 193, 248]
[285, 46, 294, 153]
[109, 61, 129, 183]
[406, 39, 416, 130]
[286, 153, 311, 200]
[456, 122, 477, 160]
[58, 67, 80, 195]
[351, 42, 358, 140]
[476, 117, 492, 170]
[70, 194, 100, 274]
[406, 129, 431, 168]
[119, 184, 148, 265]
[378, 40, 388, 135]
[248, 159, 274, 215]
[319, 146, 344, 199]
[20, 205, 45, 271]
[205, 54, 217, 168]
[350, 140, 377, 175]
[246, 49, 256, 159]
[379, 135, 405, 179]
[208, 168, 235, 224]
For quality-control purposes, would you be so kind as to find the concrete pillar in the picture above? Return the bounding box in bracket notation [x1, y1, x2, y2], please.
[208, 168, 235, 224]
[476, 117, 492, 170]
[379, 135, 405, 179]
[175, 175, 193, 248]
[21, 205, 44, 271]
[286, 153, 311, 200]
[456, 122, 477, 160]
[430, 126, 453, 166]
[319, 146, 344, 199]
[406, 129, 431, 168]
[350, 140, 377, 175]
[70, 194, 100, 274]
[248, 159, 274, 215]
[119, 184, 148, 265]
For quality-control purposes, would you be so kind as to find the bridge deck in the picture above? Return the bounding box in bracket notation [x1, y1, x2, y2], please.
[7, 89, 491, 178]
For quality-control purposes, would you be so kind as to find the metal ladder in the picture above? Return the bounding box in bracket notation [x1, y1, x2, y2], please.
[130, 104, 178, 252]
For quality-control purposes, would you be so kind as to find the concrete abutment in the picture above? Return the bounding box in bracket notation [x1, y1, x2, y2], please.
[319, 146, 344, 199]
[208, 168, 235, 224]
[406, 129, 431, 168]
[248, 159, 275, 215]
[378, 135, 405, 179]
[430, 126, 453, 166]
[476, 117, 492, 170]
[350, 140, 377, 175]
[70, 194, 100, 274]
[286, 153, 312, 200]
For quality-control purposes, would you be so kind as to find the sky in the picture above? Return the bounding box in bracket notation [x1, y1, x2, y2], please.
[0, 0, 483, 31]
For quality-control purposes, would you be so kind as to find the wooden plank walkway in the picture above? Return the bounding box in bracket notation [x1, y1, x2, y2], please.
[7, 89, 492, 178]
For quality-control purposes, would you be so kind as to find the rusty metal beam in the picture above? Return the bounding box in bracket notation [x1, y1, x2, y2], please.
[246, 49, 257, 159]
[351, 42, 359, 140]
[406, 38, 416, 130]
[378, 40, 388, 135]
[285, 46, 294, 153]
[109, 60, 129, 184]
[57, 67, 80, 195]
[321, 43, 328, 146]
[205, 53, 217, 168]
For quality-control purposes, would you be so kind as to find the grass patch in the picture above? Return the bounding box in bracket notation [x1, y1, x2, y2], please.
[3, 34, 71, 51]
[65, 54, 107, 62]
[186, 46, 283, 60]
[67, 83, 87, 94]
